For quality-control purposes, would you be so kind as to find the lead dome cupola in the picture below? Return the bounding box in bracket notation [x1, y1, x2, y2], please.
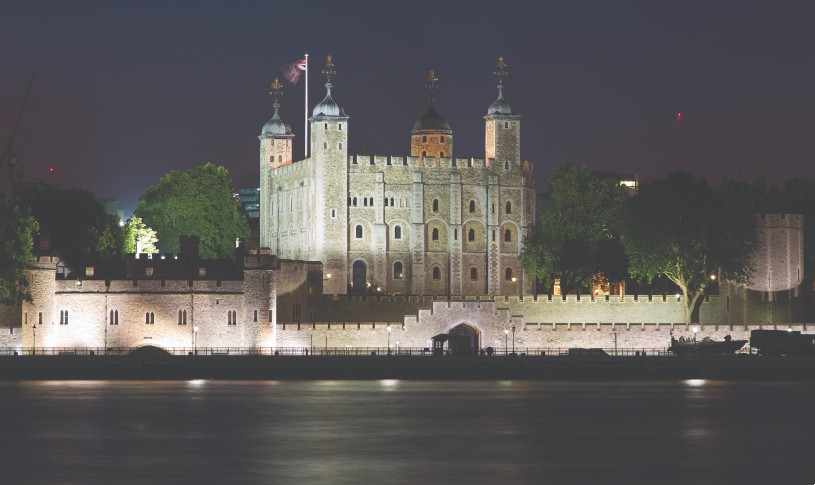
[411, 70, 452, 135]
[312, 54, 347, 118]
[261, 78, 293, 137]
[486, 55, 515, 116]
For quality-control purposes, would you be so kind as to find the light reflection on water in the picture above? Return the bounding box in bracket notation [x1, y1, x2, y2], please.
[0, 380, 811, 484]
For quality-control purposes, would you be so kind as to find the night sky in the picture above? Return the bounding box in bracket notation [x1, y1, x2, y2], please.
[2, 0, 814, 214]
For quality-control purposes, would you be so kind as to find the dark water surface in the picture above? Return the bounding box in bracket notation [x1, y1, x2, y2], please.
[0, 380, 811, 484]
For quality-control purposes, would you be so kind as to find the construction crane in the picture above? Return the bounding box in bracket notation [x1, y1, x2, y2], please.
[1, 73, 36, 181]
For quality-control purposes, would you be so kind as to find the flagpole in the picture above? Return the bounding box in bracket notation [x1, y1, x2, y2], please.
[304, 52, 309, 159]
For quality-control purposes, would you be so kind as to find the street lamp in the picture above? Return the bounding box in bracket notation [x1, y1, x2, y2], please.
[193, 325, 199, 355]
[396, 340, 400, 355]
[692, 326, 699, 342]
[32, 324, 36, 356]
[511, 325, 516, 354]
[504, 329, 509, 355]
[387, 325, 391, 355]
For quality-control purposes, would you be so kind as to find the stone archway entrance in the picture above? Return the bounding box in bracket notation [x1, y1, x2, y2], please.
[352, 260, 367, 295]
[448, 323, 479, 356]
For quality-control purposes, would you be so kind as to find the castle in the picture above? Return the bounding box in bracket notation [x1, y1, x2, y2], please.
[259, 56, 535, 297]
[4, 57, 810, 355]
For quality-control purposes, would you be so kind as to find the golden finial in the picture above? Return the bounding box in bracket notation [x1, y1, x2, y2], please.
[426, 70, 439, 99]
[322, 54, 336, 84]
[493, 55, 509, 87]
[269, 77, 283, 107]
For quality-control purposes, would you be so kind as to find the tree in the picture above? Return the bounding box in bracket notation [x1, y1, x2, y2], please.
[521, 164, 629, 294]
[21, 186, 124, 274]
[135, 163, 249, 259]
[621, 171, 756, 324]
[123, 216, 158, 255]
[0, 193, 39, 304]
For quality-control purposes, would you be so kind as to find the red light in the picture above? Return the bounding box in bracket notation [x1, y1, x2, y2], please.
[676, 112, 682, 120]
[49, 167, 54, 173]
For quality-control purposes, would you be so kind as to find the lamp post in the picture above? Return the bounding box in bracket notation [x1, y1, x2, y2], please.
[32, 324, 36, 356]
[511, 325, 516, 354]
[387, 326, 391, 355]
[193, 325, 199, 355]
[396, 340, 400, 356]
[504, 329, 509, 355]
[612, 330, 618, 356]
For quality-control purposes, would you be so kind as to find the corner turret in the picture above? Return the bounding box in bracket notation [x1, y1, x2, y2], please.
[410, 70, 453, 165]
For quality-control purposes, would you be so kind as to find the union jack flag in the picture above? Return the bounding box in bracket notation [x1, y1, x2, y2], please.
[282, 59, 307, 85]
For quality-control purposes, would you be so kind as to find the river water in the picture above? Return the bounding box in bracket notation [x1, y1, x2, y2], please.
[0, 380, 811, 484]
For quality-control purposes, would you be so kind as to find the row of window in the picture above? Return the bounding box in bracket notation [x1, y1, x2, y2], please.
[386, 263, 517, 282]
[41, 309, 274, 326]
[420, 135, 446, 144]
[346, 198, 513, 214]
[353, 224, 514, 243]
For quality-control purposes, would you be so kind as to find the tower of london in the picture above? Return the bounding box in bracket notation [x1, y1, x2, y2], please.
[259, 56, 535, 297]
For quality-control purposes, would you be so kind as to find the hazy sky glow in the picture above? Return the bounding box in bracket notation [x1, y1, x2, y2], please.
[2, 0, 813, 214]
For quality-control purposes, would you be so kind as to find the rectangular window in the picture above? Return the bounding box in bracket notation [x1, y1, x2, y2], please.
[38, 312, 42, 325]
[269, 310, 273, 322]
[254, 310, 258, 322]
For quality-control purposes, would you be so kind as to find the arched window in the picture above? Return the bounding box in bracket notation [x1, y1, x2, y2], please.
[504, 161, 510, 170]
[178, 310, 183, 325]
[331, 209, 336, 218]
[506, 201, 512, 214]
[393, 261, 404, 279]
[505, 268, 513, 281]
[150, 312, 154, 324]
[390, 197, 394, 206]
[394, 225, 402, 240]
[439, 151, 444, 158]
[432, 199, 439, 212]
[422, 150, 427, 159]
[363, 198, 368, 207]
[504, 228, 512, 242]
[469, 200, 475, 213]
[432, 267, 441, 280]
[384, 198, 389, 207]
[504, 121, 509, 128]
[353, 197, 357, 206]
[432, 228, 439, 241]
[468, 228, 475, 242]
[324, 142, 327, 149]
[324, 123, 328, 129]
[422, 135, 427, 143]
[146, 312, 150, 324]
[339, 142, 342, 150]
[355, 225, 363, 239]
[369, 197, 373, 206]
[440, 136, 445, 143]
[470, 267, 478, 281]
[110, 310, 115, 325]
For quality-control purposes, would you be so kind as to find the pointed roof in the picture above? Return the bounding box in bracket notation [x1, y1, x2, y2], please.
[411, 70, 452, 134]
[486, 55, 516, 116]
[312, 54, 347, 118]
[261, 78, 294, 138]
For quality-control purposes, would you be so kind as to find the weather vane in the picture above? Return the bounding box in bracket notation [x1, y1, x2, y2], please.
[493, 55, 508, 86]
[269, 77, 283, 107]
[426, 70, 439, 100]
[322, 54, 336, 84]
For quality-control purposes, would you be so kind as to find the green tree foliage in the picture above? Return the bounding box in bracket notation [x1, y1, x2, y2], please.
[21, 187, 124, 274]
[521, 165, 629, 294]
[0, 193, 39, 304]
[122, 216, 158, 255]
[621, 171, 756, 324]
[135, 163, 249, 259]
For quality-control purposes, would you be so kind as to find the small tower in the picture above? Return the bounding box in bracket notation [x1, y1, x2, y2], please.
[410, 70, 453, 165]
[259, 78, 294, 249]
[484, 56, 521, 165]
[310, 54, 350, 295]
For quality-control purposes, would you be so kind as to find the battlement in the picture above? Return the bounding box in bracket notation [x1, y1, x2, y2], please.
[270, 157, 312, 177]
[346, 154, 530, 171]
[755, 213, 804, 229]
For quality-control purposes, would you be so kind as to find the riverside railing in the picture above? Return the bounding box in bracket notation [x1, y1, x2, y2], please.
[0, 346, 681, 357]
